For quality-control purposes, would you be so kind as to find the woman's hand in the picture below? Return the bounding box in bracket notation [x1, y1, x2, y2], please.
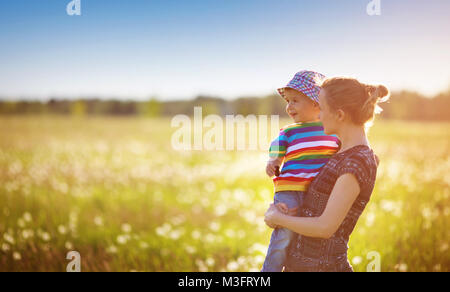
[264, 203, 298, 229]
[264, 204, 280, 228]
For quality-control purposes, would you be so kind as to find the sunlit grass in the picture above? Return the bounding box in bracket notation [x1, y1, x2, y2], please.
[0, 116, 449, 271]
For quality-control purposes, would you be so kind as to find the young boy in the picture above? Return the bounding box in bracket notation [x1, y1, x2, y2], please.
[261, 71, 341, 272]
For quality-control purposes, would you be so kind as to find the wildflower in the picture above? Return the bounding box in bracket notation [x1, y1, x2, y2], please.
[41, 232, 51, 242]
[58, 225, 68, 235]
[69, 211, 79, 234]
[227, 261, 239, 272]
[237, 256, 247, 266]
[195, 259, 208, 272]
[225, 229, 235, 238]
[3, 233, 15, 245]
[1, 243, 10, 252]
[8, 161, 23, 175]
[352, 256, 363, 265]
[69, 211, 79, 224]
[23, 212, 32, 222]
[170, 215, 186, 226]
[206, 258, 215, 267]
[365, 212, 376, 227]
[237, 230, 245, 239]
[204, 182, 216, 193]
[421, 207, 438, 221]
[169, 229, 183, 240]
[240, 210, 257, 223]
[116, 234, 129, 245]
[214, 205, 228, 217]
[13, 252, 22, 261]
[248, 243, 267, 255]
[200, 197, 210, 207]
[191, 230, 201, 240]
[254, 255, 265, 266]
[65, 241, 74, 250]
[185, 245, 197, 254]
[139, 241, 149, 249]
[94, 216, 104, 227]
[121, 224, 132, 233]
[106, 245, 118, 254]
[205, 233, 215, 243]
[17, 218, 26, 228]
[209, 222, 220, 232]
[156, 223, 172, 237]
[380, 200, 402, 217]
[398, 263, 408, 272]
[22, 229, 34, 239]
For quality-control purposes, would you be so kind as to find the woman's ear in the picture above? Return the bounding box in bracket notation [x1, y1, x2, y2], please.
[336, 109, 346, 122]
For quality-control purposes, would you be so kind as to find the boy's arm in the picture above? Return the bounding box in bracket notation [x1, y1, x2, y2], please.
[266, 157, 283, 177]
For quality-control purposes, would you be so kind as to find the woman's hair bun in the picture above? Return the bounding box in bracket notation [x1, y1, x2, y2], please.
[363, 84, 390, 117]
[366, 84, 390, 103]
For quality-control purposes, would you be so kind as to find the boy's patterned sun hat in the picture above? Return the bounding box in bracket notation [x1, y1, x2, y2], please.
[278, 70, 327, 104]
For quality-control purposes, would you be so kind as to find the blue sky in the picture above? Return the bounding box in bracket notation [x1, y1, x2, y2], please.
[0, 0, 449, 100]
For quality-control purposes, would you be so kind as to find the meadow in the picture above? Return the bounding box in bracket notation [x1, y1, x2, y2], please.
[0, 116, 449, 272]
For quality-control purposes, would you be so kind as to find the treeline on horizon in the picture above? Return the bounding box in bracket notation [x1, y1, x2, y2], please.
[0, 90, 449, 121]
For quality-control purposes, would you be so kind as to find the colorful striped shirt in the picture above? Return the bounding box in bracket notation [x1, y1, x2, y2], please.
[269, 122, 341, 193]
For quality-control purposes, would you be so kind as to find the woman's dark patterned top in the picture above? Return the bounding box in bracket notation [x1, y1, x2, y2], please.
[285, 145, 379, 272]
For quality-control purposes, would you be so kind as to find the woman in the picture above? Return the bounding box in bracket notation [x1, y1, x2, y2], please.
[264, 77, 390, 272]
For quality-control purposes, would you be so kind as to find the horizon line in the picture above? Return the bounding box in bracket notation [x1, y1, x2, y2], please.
[1, 87, 449, 103]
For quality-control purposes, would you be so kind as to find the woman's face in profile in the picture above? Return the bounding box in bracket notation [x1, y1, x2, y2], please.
[318, 90, 338, 135]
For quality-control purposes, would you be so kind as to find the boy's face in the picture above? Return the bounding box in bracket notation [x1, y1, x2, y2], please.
[284, 88, 320, 123]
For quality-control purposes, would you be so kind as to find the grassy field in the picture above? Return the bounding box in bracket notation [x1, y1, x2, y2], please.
[0, 116, 449, 272]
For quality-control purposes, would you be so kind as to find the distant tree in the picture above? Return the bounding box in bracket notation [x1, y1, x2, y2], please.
[231, 97, 261, 116]
[431, 91, 450, 121]
[0, 101, 18, 114]
[70, 100, 87, 117]
[258, 94, 288, 116]
[192, 96, 223, 116]
[140, 97, 161, 117]
[48, 99, 71, 114]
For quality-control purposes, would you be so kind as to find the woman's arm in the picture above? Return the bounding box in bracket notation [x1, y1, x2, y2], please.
[264, 173, 361, 239]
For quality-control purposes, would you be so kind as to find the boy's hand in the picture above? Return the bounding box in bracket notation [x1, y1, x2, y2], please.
[266, 159, 281, 177]
[275, 203, 299, 216]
